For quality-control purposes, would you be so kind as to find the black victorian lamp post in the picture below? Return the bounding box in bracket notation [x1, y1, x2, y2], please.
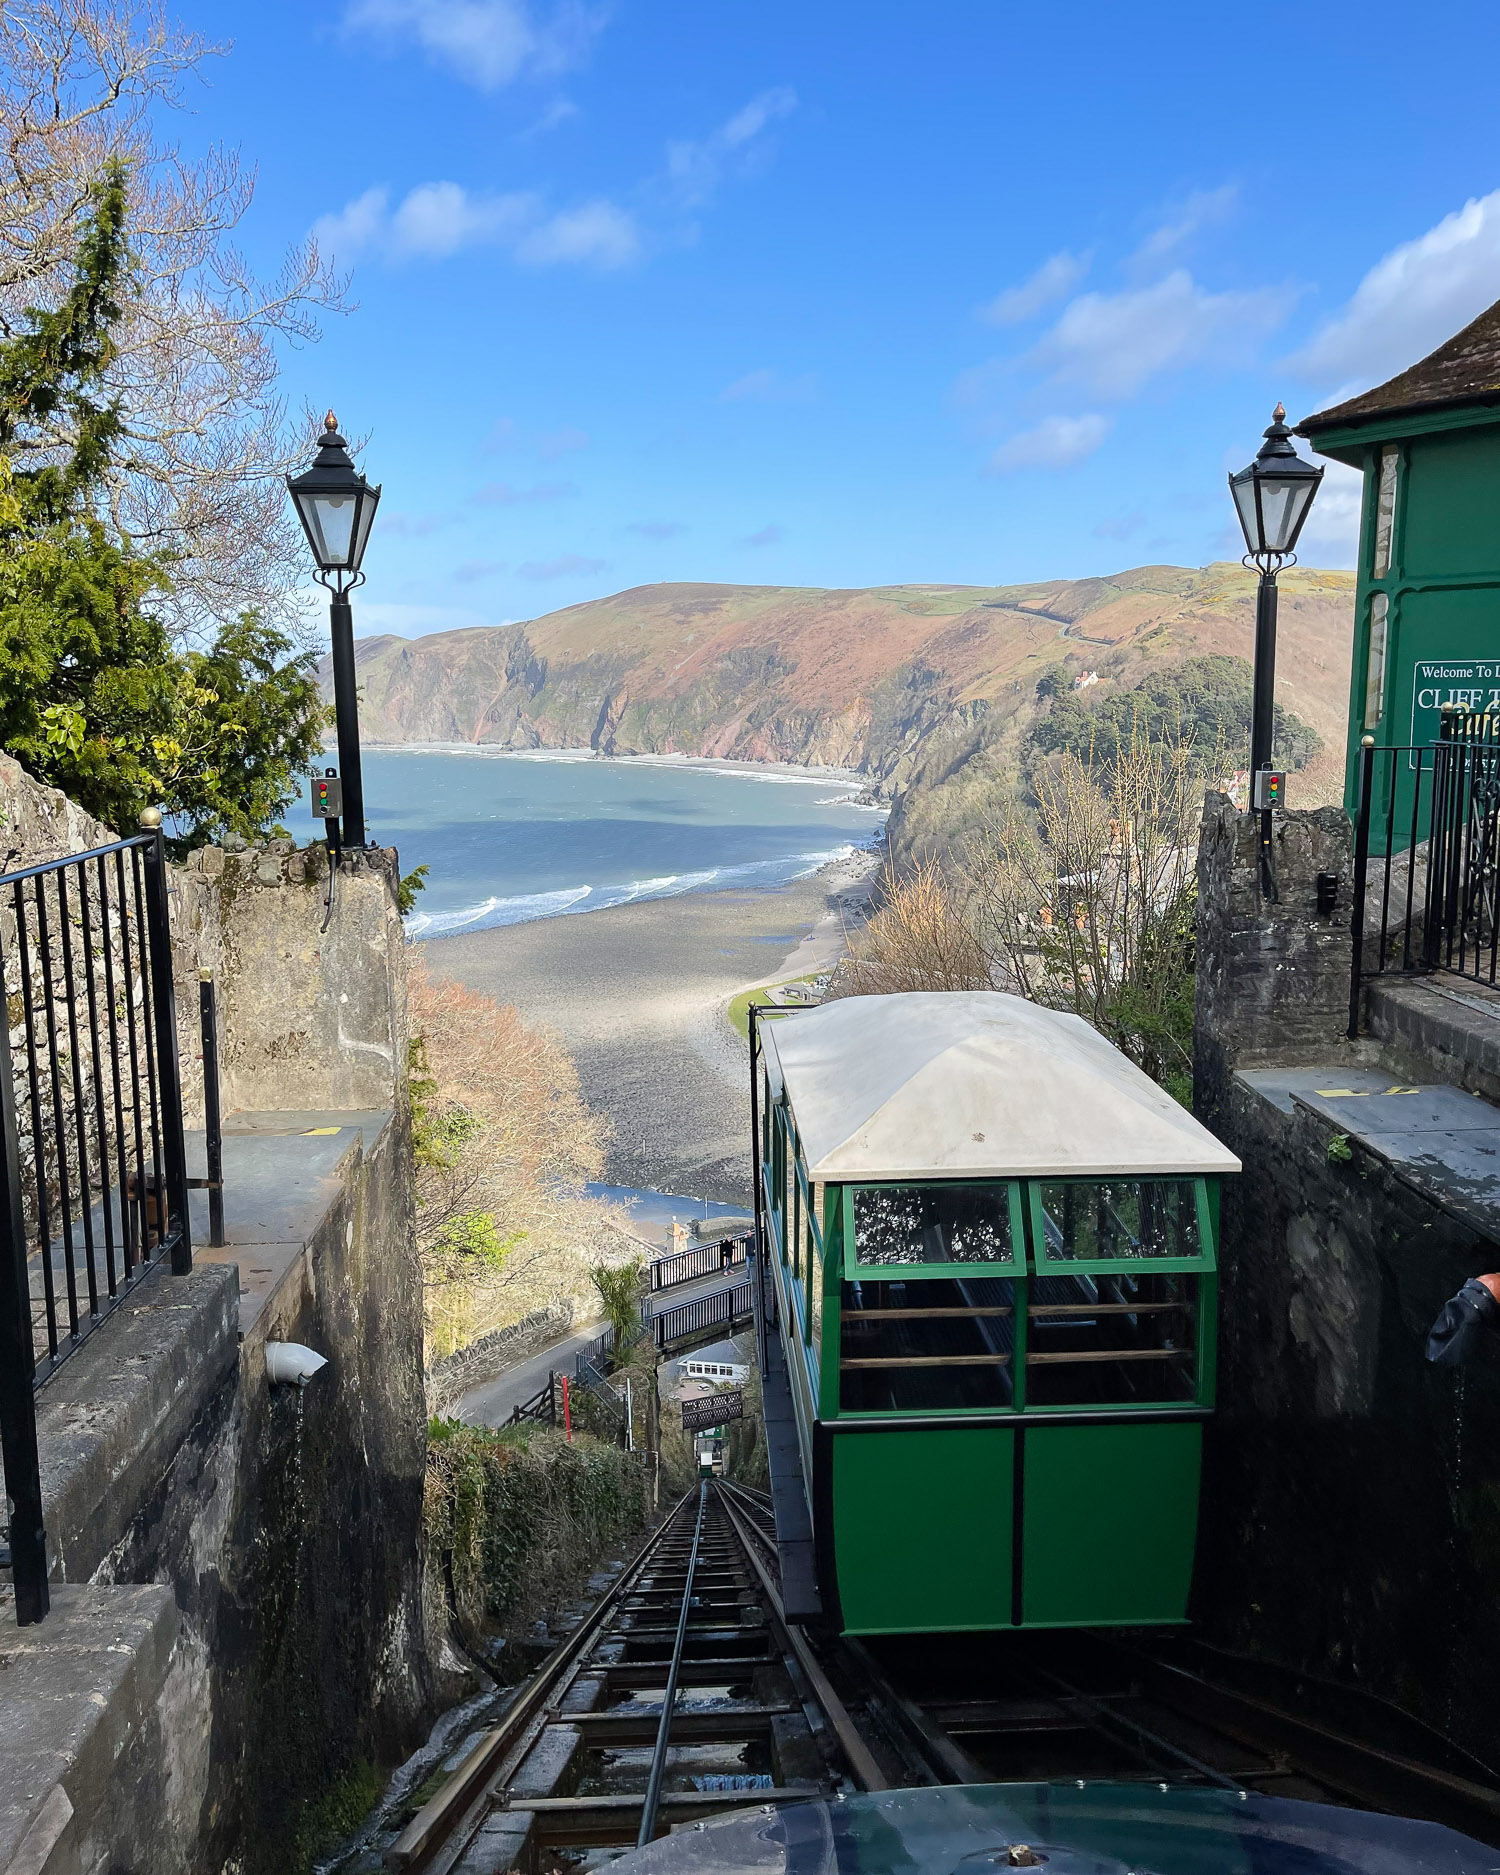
[287, 412, 381, 848]
[1229, 403, 1323, 895]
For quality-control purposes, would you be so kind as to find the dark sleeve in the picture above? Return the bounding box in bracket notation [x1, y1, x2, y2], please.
[1426, 1279, 1500, 1365]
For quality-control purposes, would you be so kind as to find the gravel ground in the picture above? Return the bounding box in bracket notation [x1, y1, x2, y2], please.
[418, 854, 875, 1203]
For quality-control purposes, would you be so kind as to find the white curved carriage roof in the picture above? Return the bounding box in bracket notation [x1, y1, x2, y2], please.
[762, 991, 1240, 1181]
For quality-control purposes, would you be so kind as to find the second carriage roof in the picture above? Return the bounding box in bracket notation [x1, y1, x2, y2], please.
[761, 991, 1241, 1181]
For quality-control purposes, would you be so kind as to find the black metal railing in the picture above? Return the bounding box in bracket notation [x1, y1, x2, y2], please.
[574, 1324, 615, 1382]
[1350, 712, 1500, 1034]
[652, 1281, 754, 1352]
[0, 824, 191, 1623]
[509, 1374, 558, 1427]
[648, 1233, 750, 1293]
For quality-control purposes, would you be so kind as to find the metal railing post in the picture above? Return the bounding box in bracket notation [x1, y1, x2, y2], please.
[1348, 736, 1374, 1039]
[140, 814, 192, 1275]
[199, 970, 225, 1248]
[0, 1006, 49, 1622]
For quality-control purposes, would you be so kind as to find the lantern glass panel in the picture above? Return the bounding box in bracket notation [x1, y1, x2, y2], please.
[349, 485, 380, 573]
[1230, 470, 1261, 553]
[296, 490, 357, 569]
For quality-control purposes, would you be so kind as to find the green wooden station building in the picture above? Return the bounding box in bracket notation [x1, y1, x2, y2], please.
[1298, 300, 1500, 810]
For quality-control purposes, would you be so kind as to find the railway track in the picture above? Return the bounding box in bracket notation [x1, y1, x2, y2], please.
[386, 1481, 872, 1872]
[719, 1479, 1500, 1849]
[389, 1478, 1500, 1871]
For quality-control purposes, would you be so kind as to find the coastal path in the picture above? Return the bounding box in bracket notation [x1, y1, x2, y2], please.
[454, 1253, 751, 1429]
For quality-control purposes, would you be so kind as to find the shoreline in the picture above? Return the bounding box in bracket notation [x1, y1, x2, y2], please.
[418, 847, 878, 1202]
[362, 739, 885, 803]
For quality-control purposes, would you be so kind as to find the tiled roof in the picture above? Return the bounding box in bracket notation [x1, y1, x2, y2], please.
[1299, 298, 1500, 433]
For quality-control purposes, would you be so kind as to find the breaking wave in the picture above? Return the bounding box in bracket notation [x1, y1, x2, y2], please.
[405, 845, 861, 939]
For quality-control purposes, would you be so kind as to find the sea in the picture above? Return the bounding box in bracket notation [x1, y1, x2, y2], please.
[308, 746, 886, 939]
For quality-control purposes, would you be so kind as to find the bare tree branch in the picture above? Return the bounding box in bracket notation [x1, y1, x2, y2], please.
[0, 0, 348, 638]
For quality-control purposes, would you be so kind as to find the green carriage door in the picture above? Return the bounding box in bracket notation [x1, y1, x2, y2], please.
[1020, 1176, 1214, 1628]
[832, 1181, 1027, 1633]
[832, 1427, 1015, 1633]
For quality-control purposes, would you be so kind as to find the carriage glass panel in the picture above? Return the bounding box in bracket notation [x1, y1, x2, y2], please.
[1025, 1178, 1212, 1408]
[851, 1183, 1023, 1268]
[840, 1181, 1024, 1413]
[804, 1181, 824, 1378]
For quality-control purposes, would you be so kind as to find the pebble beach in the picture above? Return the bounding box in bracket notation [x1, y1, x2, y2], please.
[418, 848, 877, 1202]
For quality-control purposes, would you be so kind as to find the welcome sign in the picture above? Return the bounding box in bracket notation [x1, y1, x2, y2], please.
[1411, 660, 1500, 747]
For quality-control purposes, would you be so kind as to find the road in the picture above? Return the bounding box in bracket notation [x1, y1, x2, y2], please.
[454, 1261, 750, 1428]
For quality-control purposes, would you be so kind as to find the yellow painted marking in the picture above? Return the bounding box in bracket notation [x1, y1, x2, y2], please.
[302, 1126, 342, 1135]
[1383, 1086, 1420, 1096]
[1316, 1089, 1366, 1098]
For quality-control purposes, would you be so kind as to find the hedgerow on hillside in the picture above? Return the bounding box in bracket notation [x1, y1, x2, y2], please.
[424, 1422, 649, 1637]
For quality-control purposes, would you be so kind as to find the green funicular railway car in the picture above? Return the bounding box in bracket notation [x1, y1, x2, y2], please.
[751, 992, 1239, 1635]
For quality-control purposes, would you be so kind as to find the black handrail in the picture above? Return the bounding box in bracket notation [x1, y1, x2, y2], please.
[0, 825, 191, 1623]
[1349, 712, 1500, 1033]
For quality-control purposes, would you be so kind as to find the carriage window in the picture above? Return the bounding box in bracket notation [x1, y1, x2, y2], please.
[852, 1184, 1019, 1268]
[1033, 1180, 1203, 1265]
[1026, 1270, 1199, 1406]
[840, 1276, 1016, 1411]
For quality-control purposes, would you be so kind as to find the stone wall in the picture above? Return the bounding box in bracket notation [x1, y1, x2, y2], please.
[1192, 793, 1500, 1763]
[93, 1116, 431, 1875]
[1199, 1076, 1500, 1761]
[0, 756, 431, 1872]
[0, 755, 408, 1131]
[426, 1297, 574, 1416]
[1194, 792, 1355, 1128]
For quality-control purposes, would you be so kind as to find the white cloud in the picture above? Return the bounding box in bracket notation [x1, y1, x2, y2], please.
[343, 0, 604, 90]
[518, 97, 580, 139]
[628, 520, 685, 539]
[982, 251, 1090, 326]
[1129, 184, 1238, 275]
[515, 199, 639, 268]
[472, 480, 576, 504]
[1293, 459, 1363, 566]
[539, 425, 588, 459]
[718, 367, 817, 404]
[312, 187, 391, 263]
[741, 524, 784, 547]
[355, 601, 501, 636]
[518, 553, 608, 578]
[1033, 269, 1287, 398]
[665, 87, 797, 208]
[390, 181, 538, 259]
[987, 413, 1111, 474]
[312, 181, 638, 270]
[1292, 189, 1500, 398]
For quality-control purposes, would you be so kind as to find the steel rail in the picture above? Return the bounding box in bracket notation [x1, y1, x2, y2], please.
[716, 1480, 889, 1792]
[637, 1481, 708, 1848]
[386, 1491, 697, 1871]
[1035, 1665, 1242, 1792]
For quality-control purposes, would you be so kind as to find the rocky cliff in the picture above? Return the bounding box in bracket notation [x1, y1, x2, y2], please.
[331, 564, 1356, 808]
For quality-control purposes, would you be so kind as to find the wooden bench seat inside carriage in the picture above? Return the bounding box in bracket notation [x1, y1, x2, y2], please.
[751, 991, 1240, 1636]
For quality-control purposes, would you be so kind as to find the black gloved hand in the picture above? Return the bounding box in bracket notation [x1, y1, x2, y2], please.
[1426, 1278, 1500, 1365]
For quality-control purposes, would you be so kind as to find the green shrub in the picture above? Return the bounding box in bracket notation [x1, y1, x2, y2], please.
[424, 1424, 649, 1635]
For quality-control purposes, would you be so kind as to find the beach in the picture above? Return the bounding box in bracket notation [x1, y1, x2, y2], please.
[418, 849, 875, 1202]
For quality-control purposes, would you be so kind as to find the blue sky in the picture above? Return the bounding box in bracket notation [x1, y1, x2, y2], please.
[188, 0, 1500, 637]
